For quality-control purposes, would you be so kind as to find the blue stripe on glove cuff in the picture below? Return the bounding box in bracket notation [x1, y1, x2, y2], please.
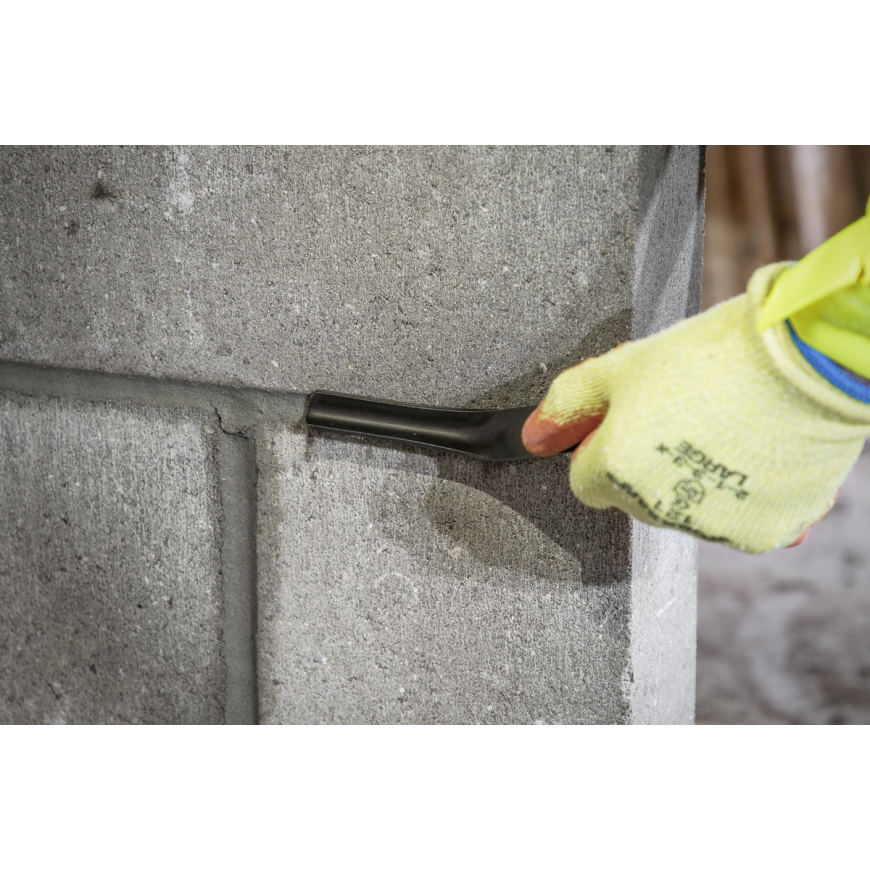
[787, 320, 870, 404]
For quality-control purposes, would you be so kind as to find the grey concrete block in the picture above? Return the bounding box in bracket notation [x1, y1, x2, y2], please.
[248, 146, 704, 724]
[0, 392, 225, 724]
[622, 147, 704, 723]
[1, 146, 704, 724]
[258, 438, 697, 726]
[696, 444, 870, 725]
[2, 146, 694, 406]
[629, 525, 698, 724]
[635, 145, 706, 336]
[258, 431, 634, 724]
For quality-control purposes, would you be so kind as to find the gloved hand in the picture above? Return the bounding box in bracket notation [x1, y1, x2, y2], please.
[522, 263, 870, 553]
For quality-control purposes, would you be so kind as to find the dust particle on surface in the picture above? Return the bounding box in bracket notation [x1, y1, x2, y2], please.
[90, 179, 116, 201]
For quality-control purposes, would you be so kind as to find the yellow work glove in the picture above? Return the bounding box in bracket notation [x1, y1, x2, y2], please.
[522, 263, 870, 553]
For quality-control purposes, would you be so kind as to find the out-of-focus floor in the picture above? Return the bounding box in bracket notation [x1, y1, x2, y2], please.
[696, 443, 870, 724]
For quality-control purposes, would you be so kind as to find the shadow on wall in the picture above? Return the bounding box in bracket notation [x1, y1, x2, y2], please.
[461, 307, 633, 410]
[420, 458, 629, 588]
[305, 317, 639, 591]
[310, 426, 631, 592]
[422, 306, 634, 587]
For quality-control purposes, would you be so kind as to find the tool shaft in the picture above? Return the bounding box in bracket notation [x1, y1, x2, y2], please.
[305, 391, 540, 461]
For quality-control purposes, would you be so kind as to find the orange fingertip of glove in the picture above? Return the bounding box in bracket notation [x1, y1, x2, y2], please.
[522, 403, 605, 457]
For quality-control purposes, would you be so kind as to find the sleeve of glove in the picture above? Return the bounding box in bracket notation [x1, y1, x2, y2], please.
[522, 263, 870, 554]
[757, 203, 870, 380]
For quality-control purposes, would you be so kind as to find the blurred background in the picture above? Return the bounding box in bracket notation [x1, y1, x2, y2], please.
[697, 146, 870, 724]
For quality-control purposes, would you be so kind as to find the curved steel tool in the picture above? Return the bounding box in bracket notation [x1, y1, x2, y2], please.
[305, 391, 543, 461]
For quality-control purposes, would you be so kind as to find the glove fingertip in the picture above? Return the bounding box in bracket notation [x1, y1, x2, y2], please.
[522, 405, 605, 457]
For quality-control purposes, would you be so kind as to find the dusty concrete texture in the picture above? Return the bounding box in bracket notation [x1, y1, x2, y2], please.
[1, 146, 706, 724]
[697, 443, 870, 725]
[259, 438, 697, 726]
[0, 391, 225, 724]
[629, 525, 698, 724]
[258, 431, 634, 724]
[2, 145, 697, 406]
[252, 147, 705, 724]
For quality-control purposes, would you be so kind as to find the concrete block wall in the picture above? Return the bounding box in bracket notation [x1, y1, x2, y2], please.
[0, 146, 705, 724]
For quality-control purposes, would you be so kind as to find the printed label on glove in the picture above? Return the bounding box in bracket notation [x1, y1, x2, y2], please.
[605, 440, 750, 545]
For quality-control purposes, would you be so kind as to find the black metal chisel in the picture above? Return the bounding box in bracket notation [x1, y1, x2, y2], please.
[304, 391, 545, 462]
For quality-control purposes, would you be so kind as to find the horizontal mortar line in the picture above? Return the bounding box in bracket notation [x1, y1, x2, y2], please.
[0, 358, 308, 434]
[0, 357, 515, 464]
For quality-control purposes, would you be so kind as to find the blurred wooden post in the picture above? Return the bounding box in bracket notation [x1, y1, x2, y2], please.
[736, 145, 778, 266]
[702, 146, 779, 310]
[790, 146, 861, 254]
[703, 146, 869, 311]
[701, 146, 743, 310]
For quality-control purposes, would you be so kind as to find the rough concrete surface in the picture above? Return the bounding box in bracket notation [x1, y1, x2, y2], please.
[697, 442, 870, 725]
[258, 430, 633, 724]
[0, 146, 706, 724]
[250, 147, 704, 724]
[4, 145, 654, 405]
[634, 146, 705, 337]
[0, 392, 225, 724]
[629, 525, 698, 724]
